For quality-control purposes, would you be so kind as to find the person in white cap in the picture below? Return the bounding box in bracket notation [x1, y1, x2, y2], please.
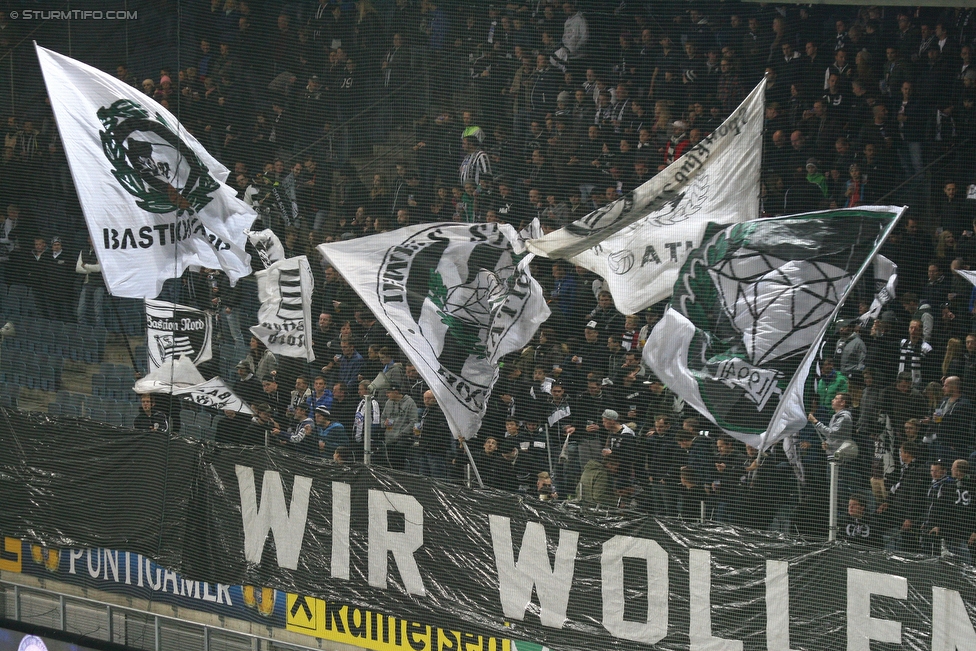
[601, 409, 635, 462]
[661, 119, 689, 169]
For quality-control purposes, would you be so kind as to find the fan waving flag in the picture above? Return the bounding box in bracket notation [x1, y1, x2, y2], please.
[643, 207, 904, 450]
[35, 44, 255, 299]
[526, 79, 765, 314]
[319, 223, 550, 440]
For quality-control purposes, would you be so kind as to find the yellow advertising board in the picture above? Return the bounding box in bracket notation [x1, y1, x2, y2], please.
[0, 537, 22, 573]
[286, 594, 510, 651]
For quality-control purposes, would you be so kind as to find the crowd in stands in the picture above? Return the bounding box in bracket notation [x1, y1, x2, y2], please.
[3, 1, 976, 553]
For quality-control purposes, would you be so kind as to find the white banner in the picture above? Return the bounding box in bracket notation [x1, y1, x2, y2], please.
[249, 256, 315, 362]
[35, 44, 255, 299]
[319, 223, 550, 440]
[145, 300, 213, 372]
[245, 228, 285, 269]
[172, 377, 253, 414]
[527, 79, 765, 314]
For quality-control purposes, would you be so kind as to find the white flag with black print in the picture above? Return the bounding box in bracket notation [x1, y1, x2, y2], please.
[644, 207, 904, 451]
[172, 377, 254, 414]
[134, 356, 253, 414]
[35, 44, 255, 299]
[145, 299, 213, 372]
[245, 228, 285, 268]
[858, 255, 897, 324]
[319, 223, 551, 440]
[249, 255, 315, 362]
[527, 79, 766, 314]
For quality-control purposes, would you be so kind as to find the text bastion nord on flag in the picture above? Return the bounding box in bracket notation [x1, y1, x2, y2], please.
[35, 44, 255, 299]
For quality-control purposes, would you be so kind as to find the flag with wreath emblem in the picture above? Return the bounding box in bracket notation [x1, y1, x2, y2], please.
[527, 79, 766, 314]
[35, 44, 255, 299]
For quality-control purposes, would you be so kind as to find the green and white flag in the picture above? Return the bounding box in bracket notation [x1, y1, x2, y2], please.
[643, 207, 904, 450]
[36, 44, 255, 299]
[319, 223, 550, 440]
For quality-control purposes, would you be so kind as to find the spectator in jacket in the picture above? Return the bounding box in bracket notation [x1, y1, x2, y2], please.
[381, 383, 417, 470]
[879, 441, 928, 552]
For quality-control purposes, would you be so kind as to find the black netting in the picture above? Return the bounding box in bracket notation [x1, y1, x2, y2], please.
[2, 2, 976, 649]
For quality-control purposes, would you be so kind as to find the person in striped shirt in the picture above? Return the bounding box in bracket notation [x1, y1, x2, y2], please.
[459, 135, 492, 189]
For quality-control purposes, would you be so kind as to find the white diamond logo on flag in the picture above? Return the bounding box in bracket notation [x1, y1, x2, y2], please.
[440, 270, 503, 328]
[710, 253, 850, 366]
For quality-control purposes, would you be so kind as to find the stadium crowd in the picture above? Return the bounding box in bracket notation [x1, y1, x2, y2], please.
[2, 1, 976, 553]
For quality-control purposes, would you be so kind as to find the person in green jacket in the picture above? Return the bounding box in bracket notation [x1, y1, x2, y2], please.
[815, 357, 849, 409]
[579, 457, 619, 507]
[805, 158, 828, 198]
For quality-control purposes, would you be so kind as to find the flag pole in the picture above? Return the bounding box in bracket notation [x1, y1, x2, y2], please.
[459, 438, 484, 488]
[828, 460, 839, 542]
[363, 389, 374, 466]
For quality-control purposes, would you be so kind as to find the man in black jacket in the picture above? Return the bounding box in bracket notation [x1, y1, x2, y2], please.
[240, 403, 282, 447]
[415, 390, 453, 479]
[879, 441, 928, 552]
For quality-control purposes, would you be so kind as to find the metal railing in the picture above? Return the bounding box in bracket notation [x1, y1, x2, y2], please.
[0, 578, 321, 651]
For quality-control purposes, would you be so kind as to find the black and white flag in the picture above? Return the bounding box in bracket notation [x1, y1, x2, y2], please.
[644, 207, 904, 450]
[249, 256, 315, 362]
[145, 299, 213, 372]
[859, 255, 897, 324]
[319, 223, 550, 440]
[245, 228, 285, 268]
[134, 356, 252, 414]
[173, 377, 253, 414]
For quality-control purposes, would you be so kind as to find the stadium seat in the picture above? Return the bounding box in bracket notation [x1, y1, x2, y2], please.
[182, 423, 204, 439]
[91, 373, 110, 398]
[0, 381, 20, 402]
[24, 362, 41, 390]
[78, 335, 97, 364]
[88, 408, 108, 423]
[180, 409, 200, 429]
[118, 383, 139, 402]
[47, 402, 62, 416]
[48, 320, 66, 340]
[92, 326, 108, 360]
[11, 284, 28, 302]
[56, 390, 86, 409]
[3, 294, 20, 318]
[3, 357, 20, 386]
[39, 363, 60, 392]
[119, 402, 139, 428]
[195, 411, 214, 430]
[100, 362, 130, 377]
[60, 404, 81, 418]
